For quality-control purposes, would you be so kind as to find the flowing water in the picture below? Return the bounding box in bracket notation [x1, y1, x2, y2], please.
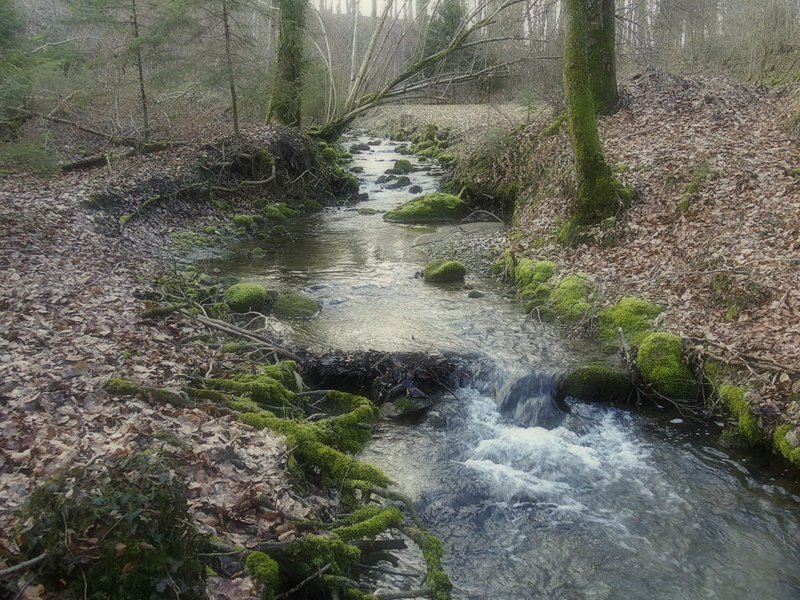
[209, 134, 800, 599]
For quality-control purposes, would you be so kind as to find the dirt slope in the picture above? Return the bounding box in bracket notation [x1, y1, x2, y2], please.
[509, 70, 800, 421]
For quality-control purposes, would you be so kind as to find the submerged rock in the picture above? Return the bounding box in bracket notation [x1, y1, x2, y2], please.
[357, 208, 379, 216]
[424, 259, 466, 283]
[383, 192, 470, 223]
[272, 292, 321, 319]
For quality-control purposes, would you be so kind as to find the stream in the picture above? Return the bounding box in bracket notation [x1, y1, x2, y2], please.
[209, 134, 800, 599]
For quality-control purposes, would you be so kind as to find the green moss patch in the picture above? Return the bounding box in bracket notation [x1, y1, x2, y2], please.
[636, 332, 698, 400]
[246, 552, 280, 600]
[558, 364, 631, 404]
[773, 424, 800, 466]
[224, 283, 269, 313]
[549, 274, 593, 320]
[598, 297, 662, 346]
[718, 384, 764, 446]
[383, 193, 470, 223]
[424, 260, 466, 283]
[264, 203, 300, 223]
[514, 258, 556, 287]
[272, 292, 321, 319]
[393, 159, 414, 173]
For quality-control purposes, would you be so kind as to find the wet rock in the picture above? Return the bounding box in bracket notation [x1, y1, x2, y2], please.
[468, 290, 485, 299]
[357, 208, 379, 216]
[271, 292, 321, 319]
[376, 175, 395, 185]
[350, 166, 365, 173]
[408, 185, 423, 194]
[424, 259, 466, 283]
[358, 192, 370, 201]
[367, 139, 381, 145]
[384, 168, 402, 175]
[557, 364, 632, 404]
[384, 192, 470, 223]
[393, 159, 414, 173]
[386, 176, 411, 189]
[381, 396, 434, 420]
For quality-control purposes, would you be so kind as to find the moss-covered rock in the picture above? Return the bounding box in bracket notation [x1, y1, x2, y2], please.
[224, 283, 269, 312]
[598, 297, 662, 346]
[383, 193, 470, 223]
[394, 159, 414, 173]
[357, 208, 378, 216]
[636, 332, 698, 400]
[558, 364, 631, 404]
[233, 214, 257, 229]
[514, 258, 556, 287]
[549, 274, 593, 320]
[246, 552, 280, 600]
[264, 203, 300, 223]
[718, 384, 763, 446]
[773, 424, 800, 466]
[424, 260, 466, 283]
[272, 292, 321, 319]
[385, 176, 411, 189]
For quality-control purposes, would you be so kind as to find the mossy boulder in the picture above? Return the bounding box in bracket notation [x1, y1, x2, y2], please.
[718, 384, 764, 446]
[636, 332, 698, 400]
[514, 258, 556, 287]
[558, 364, 632, 404]
[598, 297, 662, 346]
[383, 193, 470, 223]
[272, 292, 321, 319]
[386, 175, 411, 189]
[549, 274, 593, 320]
[224, 283, 269, 312]
[357, 208, 378, 215]
[394, 159, 414, 173]
[773, 424, 800, 466]
[246, 552, 279, 599]
[264, 203, 300, 223]
[424, 260, 466, 283]
[233, 214, 257, 229]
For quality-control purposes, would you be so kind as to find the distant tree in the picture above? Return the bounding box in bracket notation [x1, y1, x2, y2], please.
[267, 0, 309, 127]
[562, 0, 629, 239]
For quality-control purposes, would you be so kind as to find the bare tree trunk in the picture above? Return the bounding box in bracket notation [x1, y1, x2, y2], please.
[222, 0, 240, 136]
[349, 0, 360, 88]
[130, 0, 149, 141]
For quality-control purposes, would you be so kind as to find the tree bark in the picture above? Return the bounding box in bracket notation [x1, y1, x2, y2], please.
[585, 0, 617, 114]
[266, 0, 308, 127]
[130, 0, 149, 141]
[222, 0, 240, 136]
[563, 0, 626, 235]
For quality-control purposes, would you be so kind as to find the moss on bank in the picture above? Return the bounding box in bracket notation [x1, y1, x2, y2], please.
[598, 297, 662, 346]
[636, 332, 698, 400]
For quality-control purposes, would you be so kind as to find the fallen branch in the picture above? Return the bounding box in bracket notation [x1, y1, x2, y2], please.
[187, 312, 301, 362]
[377, 588, 433, 600]
[0, 553, 46, 579]
[275, 563, 332, 600]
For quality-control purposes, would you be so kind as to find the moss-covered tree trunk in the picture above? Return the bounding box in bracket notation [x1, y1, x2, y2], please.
[586, 0, 617, 114]
[266, 0, 308, 127]
[563, 0, 626, 237]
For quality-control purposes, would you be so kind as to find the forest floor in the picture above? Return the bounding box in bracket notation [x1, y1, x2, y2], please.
[361, 71, 800, 434]
[0, 131, 316, 597]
